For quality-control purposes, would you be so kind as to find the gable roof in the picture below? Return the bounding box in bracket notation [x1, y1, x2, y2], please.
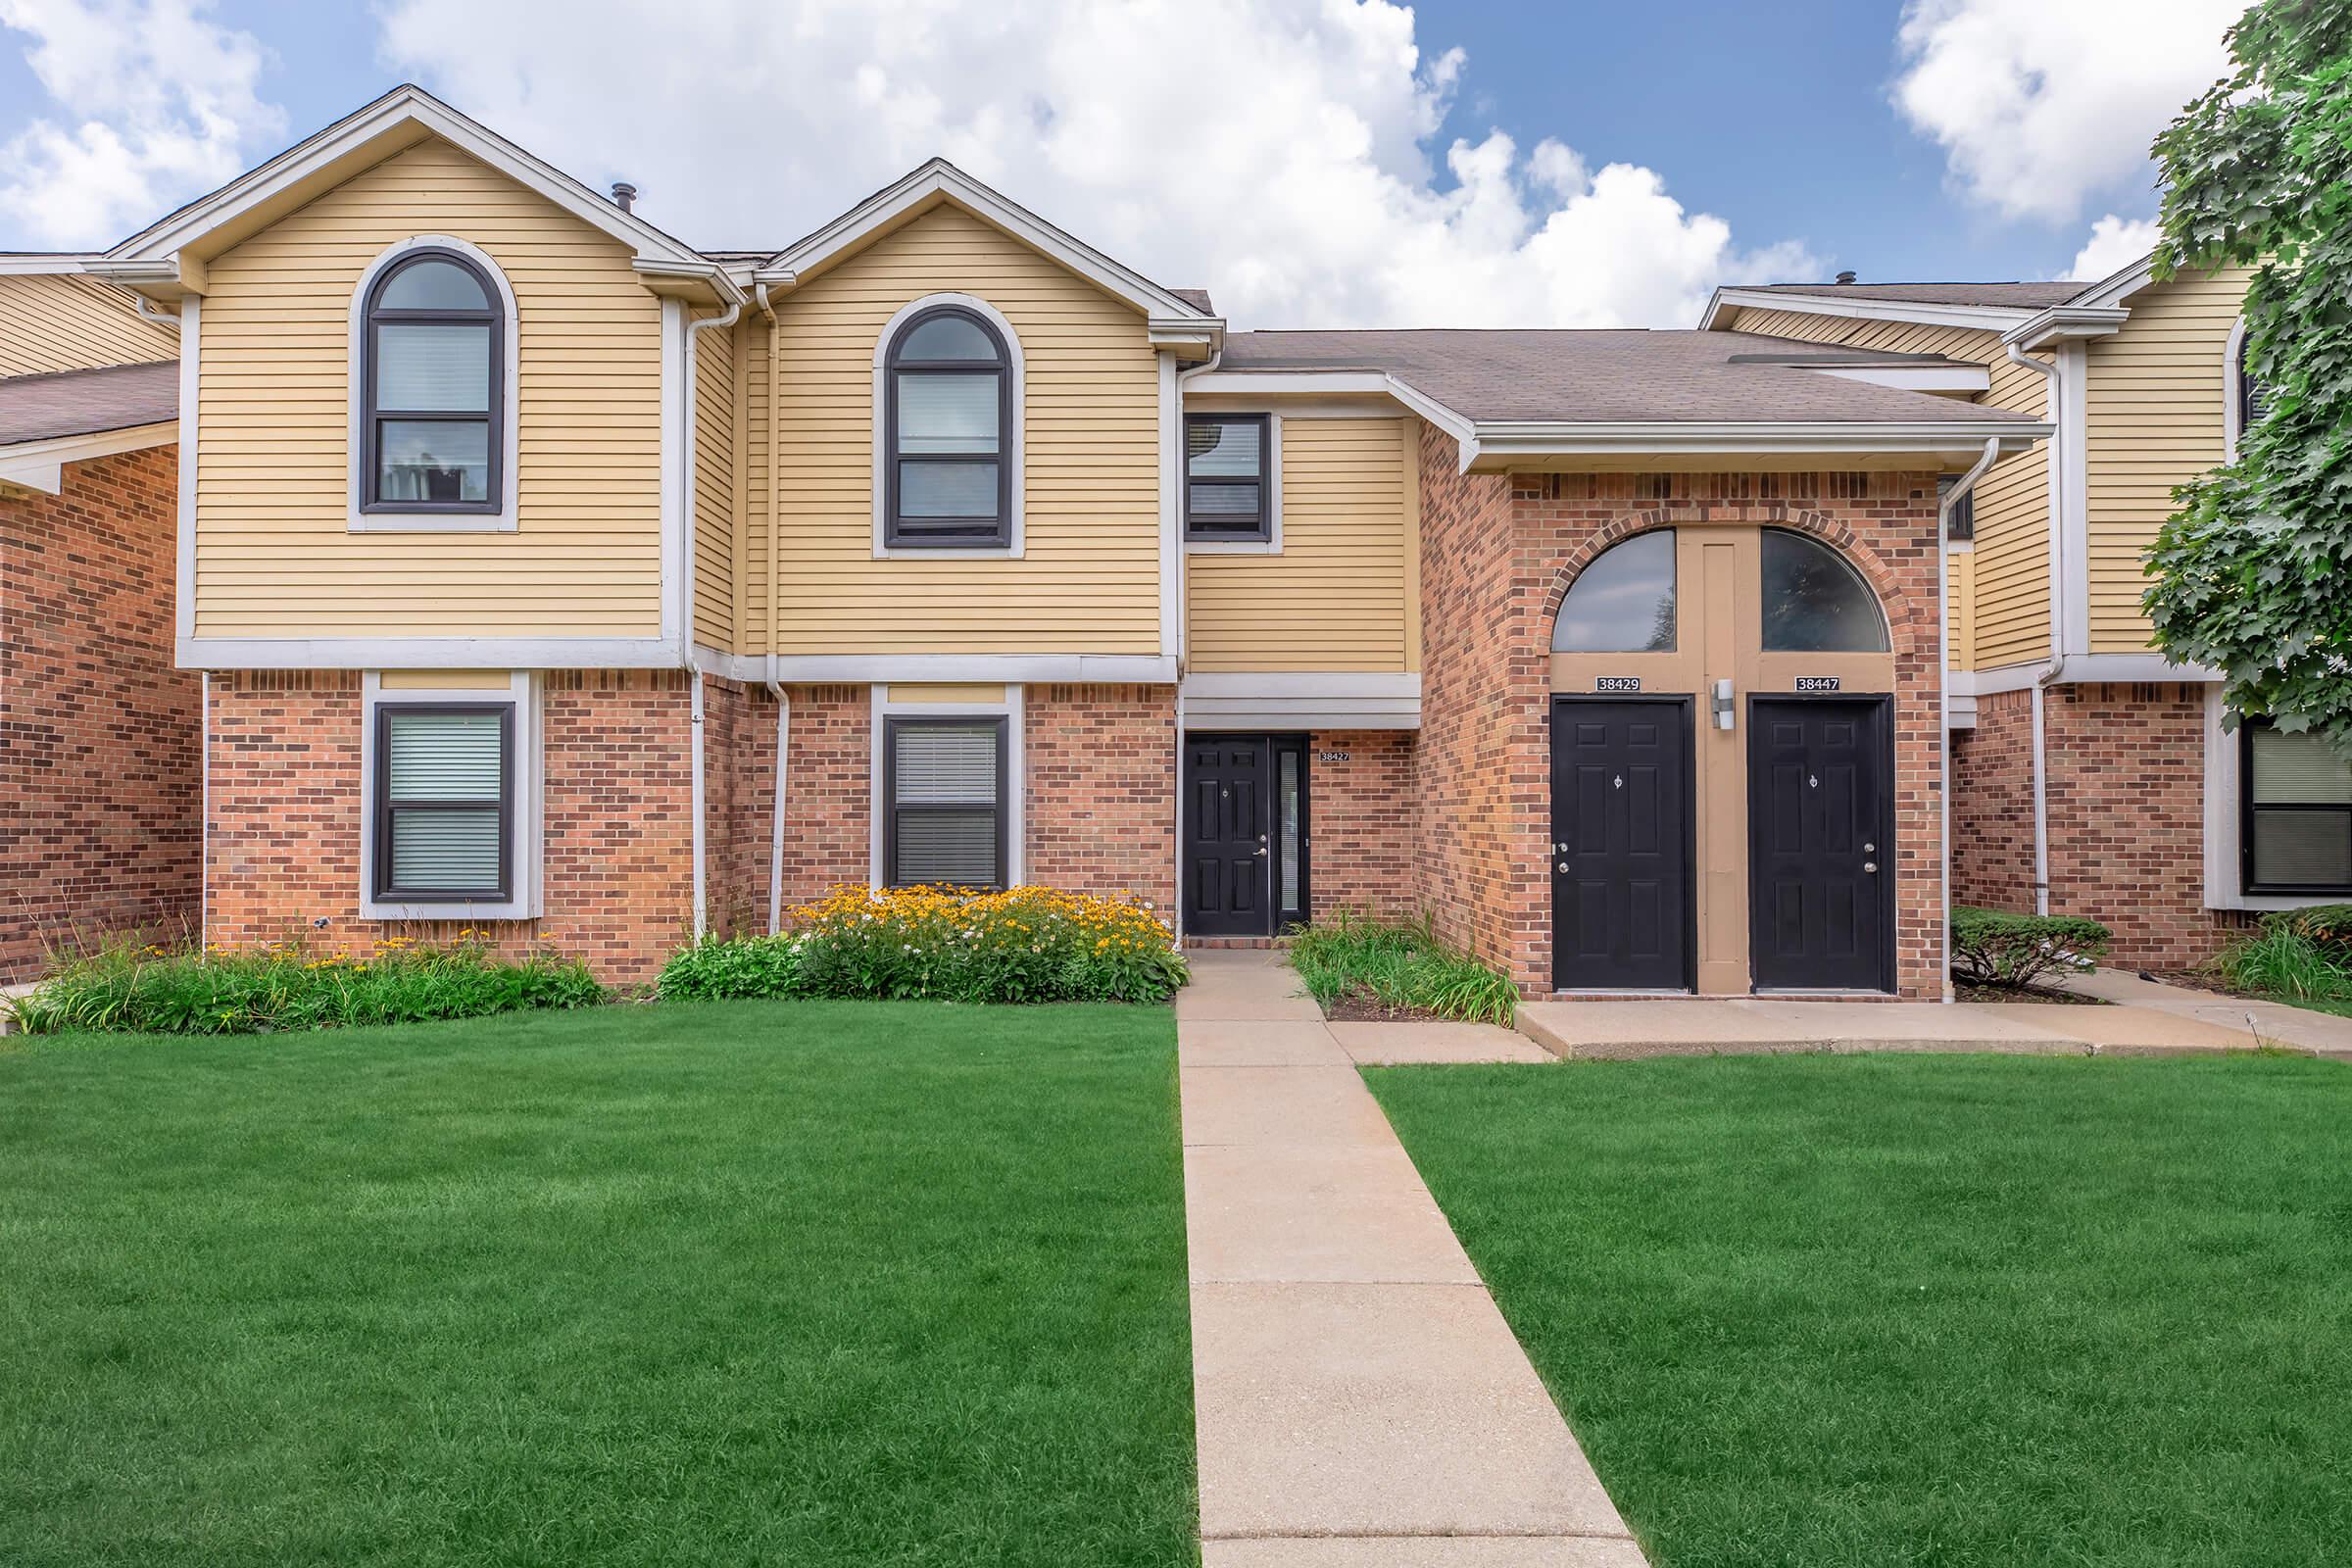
[0, 359, 176, 446]
[95, 84, 735, 303]
[1733, 280, 2088, 310]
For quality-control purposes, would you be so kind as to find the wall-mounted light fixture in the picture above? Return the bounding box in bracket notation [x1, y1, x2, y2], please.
[1713, 677, 1736, 731]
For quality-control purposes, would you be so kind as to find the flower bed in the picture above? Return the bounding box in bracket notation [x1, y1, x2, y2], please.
[7, 935, 606, 1036]
[660, 885, 1186, 1004]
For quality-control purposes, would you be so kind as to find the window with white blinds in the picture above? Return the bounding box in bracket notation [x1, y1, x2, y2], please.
[374, 705, 513, 900]
[2243, 720, 2352, 895]
[1185, 414, 1269, 539]
[886, 717, 1006, 888]
[362, 249, 502, 514]
[885, 305, 1011, 546]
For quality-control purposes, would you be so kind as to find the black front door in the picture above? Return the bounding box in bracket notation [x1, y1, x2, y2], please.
[1550, 698, 1692, 991]
[1185, 736, 1271, 935]
[1748, 697, 1893, 991]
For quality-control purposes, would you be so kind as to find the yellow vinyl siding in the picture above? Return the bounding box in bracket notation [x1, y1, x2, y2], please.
[191, 138, 663, 640]
[742, 201, 1161, 657]
[1948, 549, 1975, 670]
[693, 309, 735, 650]
[1721, 306, 2050, 666]
[2082, 268, 2249, 654]
[0, 272, 179, 376]
[1186, 416, 1412, 672]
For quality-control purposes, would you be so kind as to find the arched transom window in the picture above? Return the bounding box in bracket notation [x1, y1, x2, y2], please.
[1760, 528, 1887, 652]
[362, 249, 502, 514]
[884, 304, 1012, 547]
[1552, 529, 1677, 652]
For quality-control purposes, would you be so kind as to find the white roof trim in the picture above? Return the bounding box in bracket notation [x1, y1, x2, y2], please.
[0, 419, 176, 495]
[0, 253, 103, 275]
[1179, 368, 1476, 444]
[103, 84, 731, 298]
[1809, 365, 1990, 394]
[1702, 286, 2036, 333]
[1466, 419, 2050, 466]
[754, 159, 1215, 331]
[2065, 252, 2158, 310]
[2000, 305, 2132, 350]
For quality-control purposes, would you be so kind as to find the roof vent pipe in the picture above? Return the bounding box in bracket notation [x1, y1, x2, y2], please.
[611, 181, 637, 213]
[1835, 270, 1857, 285]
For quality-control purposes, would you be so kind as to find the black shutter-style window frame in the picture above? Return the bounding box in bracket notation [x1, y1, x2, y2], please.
[2236, 332, 2276, 441]
[883, 715, 1009, 890]
[361, 248, 503, 515]
[884, 305, 1013, 548]
[372, 702, 515, 903]
[2239, 717, 2352, 897]
[1184, 413, 1271, 540]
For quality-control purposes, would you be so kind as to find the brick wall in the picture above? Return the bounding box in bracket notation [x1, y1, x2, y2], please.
[1307, 730, 1416, 920]
[1414, 439, 1950, 998]
[1951, 688, 2035, 912]
[207, 668, 693, 982]
[1024, 684, 1177, 912]
[771, 684, 870, 906]
[0, 446, 200, 977]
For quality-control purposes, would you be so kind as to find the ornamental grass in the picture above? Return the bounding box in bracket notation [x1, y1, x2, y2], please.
[7, 932, 606, 1036]
[660, 884, 1187, 1004]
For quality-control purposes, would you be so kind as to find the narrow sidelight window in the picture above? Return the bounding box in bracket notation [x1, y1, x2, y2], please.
[885, 306, 1011, 546]
[373, 705, 514, 901]
[1185, 414, 1270, 539]
[2236, 331, 2276, 439]
[886, 716, 1007, 888]
[2241, 719, 2352, 895]
[362, 250, 501, 513]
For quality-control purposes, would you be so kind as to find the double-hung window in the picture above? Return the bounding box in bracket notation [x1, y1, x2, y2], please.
[884, 306, 1012, 547]
[372, 704, 514, 903]
[1184, 413, 1270, 540]
[2241, 719, 2352, 896]
[361, 249, 502, 514]
[884, 717, 1007, 889]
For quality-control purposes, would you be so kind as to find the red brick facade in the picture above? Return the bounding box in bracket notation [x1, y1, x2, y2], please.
[1024, 684, 1177, 913]
[1306, 730, 1417, 921]
[0, 446, 200, 978]
[1950, 687, 2036, 912]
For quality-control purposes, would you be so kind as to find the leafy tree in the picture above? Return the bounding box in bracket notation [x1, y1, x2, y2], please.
[2145, 0, 2352, 752]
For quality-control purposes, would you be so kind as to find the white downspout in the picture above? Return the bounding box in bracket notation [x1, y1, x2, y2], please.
[2006, 343, 2064, 915]
[756, 282, 791, 932]
[765, 675, 790, 933]
[1940, 437, 2002, 1003]
[199, 669, 210, 955]
[1169, 348, 1223, 946]
[682, 299, 743, 942]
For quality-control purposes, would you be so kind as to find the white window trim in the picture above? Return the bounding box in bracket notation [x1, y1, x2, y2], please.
[867, 684, 1025, 888]
[348, 234, 521, 533]
[870, 292, 1025, 559]
[360, 670, 543, 920]
[2201, 684, 2350, 911]
[2223, 314, 2251, 461]
[1184, 411, 1283, 555]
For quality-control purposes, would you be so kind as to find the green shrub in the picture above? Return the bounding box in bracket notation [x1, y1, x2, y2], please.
[6, 935, 606, 1036]
[2218, 921, 2352, 1002]
[1285, 909, 1518, 1025]
[1947, 906, 2112, 990]
[658, 885, 1188, 1005]
[2260, 903, 2352, 962]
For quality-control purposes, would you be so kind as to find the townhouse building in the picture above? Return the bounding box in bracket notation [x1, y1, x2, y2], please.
[76, 85, 2067, 997]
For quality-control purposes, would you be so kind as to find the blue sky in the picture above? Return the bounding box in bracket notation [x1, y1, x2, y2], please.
[0, 1, 2246, 326]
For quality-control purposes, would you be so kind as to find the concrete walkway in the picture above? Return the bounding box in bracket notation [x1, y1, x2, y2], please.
[1178, 950, 1646, 1567]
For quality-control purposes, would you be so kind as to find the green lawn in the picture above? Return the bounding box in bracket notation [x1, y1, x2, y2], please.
[0, 1001, 1197, 1568]
[1366, 1054, 2352, 1568]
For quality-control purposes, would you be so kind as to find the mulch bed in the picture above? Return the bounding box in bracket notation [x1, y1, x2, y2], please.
[1952, 980, 2112, 1005]
[1322, 992, 1452, 1023]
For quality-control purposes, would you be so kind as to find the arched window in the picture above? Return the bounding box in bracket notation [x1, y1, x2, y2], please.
[1760, 528, 1887, 652]
[361, 248, 501, 514]
[884, 304, 1012, 547]
[1552, 530, 1676, 652]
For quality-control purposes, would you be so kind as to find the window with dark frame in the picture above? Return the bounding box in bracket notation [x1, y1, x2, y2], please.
[372, 703, 514, 903]
[2236, 331, 2276, 439]
[884, 306, 1012, 547]
[2240, 718, 2352, 896]
[885, 716, 1008, 889]
[362, 249, 501, 514]
[1185, 413, 1270, 539]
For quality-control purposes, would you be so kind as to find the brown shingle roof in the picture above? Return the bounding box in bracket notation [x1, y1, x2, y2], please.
[0, 360, 178, 447]
[1219, 329, 2036, 425]
[1740, 280, 2087, 310]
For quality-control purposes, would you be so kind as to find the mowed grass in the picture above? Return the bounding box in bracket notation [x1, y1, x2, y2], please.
[1365, 1054, 2352, 1568]
[0, 1001, 1197, 1568]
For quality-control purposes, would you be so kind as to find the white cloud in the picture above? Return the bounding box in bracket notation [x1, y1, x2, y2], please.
[2068, 215, 2161, 282]
[1891, 0, 2245, 224]
[0, 0, 284, 248]
[371, 0, 1814, 328]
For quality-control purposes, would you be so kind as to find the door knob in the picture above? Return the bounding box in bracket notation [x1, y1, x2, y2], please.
[1863, 860, 1878, 873]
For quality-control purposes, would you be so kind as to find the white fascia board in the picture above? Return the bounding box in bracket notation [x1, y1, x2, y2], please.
[702, 653, 1180, 685]
[1182, 369, 1479, 445]
[1811, 365, 1990, 394]
[1147, 318, 1226, 356]
[0, 420, 176, 493]
[1180, 673, 1424, 731]
[1180, 672, 1422, 699]
[1702, 287, 2036, 333]
[1465, 420, 2050, 464]
[1957, 653, 2220, 697]
[2001, 306, 2132, 351]
[178, 636, 682, 671]
[105, 84, 712, 280]
[754, 160, 1210, 323]
[0, 253, 102, 274]
[2066, 252, 2157, 311]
